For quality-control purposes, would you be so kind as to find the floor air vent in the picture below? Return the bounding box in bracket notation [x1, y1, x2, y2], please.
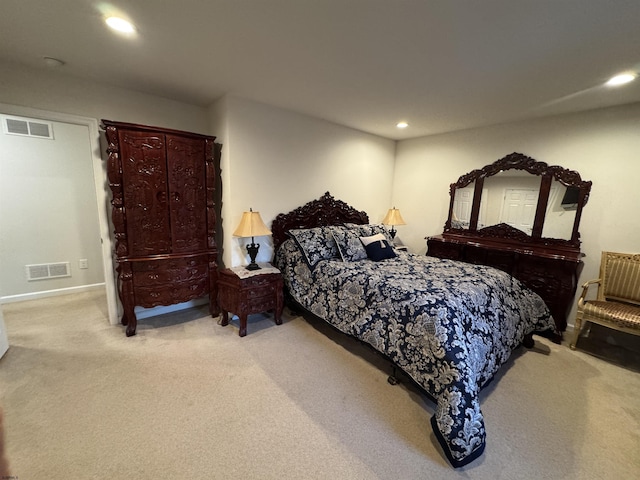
[26, 262, 71, 281]
[3, 116, 54, 139]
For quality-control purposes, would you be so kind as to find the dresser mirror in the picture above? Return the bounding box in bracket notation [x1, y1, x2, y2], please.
[445, 152, 592, 248]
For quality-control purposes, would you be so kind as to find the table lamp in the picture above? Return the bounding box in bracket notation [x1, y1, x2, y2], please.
[233, 208, 272, 270]
[382, 207, 406, 239]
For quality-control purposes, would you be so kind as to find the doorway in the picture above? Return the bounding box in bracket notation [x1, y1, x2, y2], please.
[0, 103, 117, 325]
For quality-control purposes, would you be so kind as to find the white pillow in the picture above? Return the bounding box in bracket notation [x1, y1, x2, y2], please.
[360, 233, 387, 246]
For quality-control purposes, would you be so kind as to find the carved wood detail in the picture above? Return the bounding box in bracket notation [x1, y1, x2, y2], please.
[102, 120, 221, 336]
[452, 151, 592, 194]
[272, 192, 369, 250]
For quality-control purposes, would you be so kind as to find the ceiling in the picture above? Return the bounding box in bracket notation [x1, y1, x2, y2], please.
[2, 0, 640, 140]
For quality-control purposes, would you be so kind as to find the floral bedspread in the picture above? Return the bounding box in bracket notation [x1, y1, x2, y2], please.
[275, 239, 556, 467]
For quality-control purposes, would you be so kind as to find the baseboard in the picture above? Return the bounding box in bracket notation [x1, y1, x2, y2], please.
[0, 283, 105, 304]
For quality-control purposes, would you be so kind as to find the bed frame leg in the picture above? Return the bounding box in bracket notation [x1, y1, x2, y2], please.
[387, 366, 400, 385]
[522, 333, 535, 349]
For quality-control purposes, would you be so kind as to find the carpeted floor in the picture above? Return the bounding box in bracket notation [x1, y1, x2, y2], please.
[0, 290, 639, 479]
[574, 323, 640, 374]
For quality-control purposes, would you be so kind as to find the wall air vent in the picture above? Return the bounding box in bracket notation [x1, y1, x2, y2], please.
[2, 116, 54, 139]
[26, 262, 71, 281]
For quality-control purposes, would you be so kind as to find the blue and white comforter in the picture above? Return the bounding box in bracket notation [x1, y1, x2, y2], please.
[275, 239, 555, 467]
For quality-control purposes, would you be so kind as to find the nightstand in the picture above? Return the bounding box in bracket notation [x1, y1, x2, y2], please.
[217, 267, 284, 337]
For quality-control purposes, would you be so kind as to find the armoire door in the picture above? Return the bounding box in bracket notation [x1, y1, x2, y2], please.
[119, 130, 172, 256]
[166, 135, 208, 253]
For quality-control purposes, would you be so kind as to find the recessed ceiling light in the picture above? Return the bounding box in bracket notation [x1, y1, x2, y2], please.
[606, 73, 636, 86]
[396, 122, 409, 129]
[105, 16, 136, 34]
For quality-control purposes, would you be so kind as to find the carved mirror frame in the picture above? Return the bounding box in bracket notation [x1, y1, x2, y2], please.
[444, 152, 592, 249]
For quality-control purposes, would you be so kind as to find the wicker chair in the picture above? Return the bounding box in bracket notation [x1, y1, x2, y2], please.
[571, 251, 640, 350]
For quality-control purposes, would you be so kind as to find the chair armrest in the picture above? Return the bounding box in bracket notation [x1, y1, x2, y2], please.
[577, 278, 601, 307]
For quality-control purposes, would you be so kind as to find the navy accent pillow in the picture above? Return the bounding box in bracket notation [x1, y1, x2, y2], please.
[288, 227, 339, 270]
[363, 237, 396, 261]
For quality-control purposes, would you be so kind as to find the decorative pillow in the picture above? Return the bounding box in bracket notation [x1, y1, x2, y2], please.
[361, 233, 396, 261]
[288, 227, 339, 270]
[360, 233, 387, 246]
[345, 223, 393, 243]
[330, 226, 367, 262]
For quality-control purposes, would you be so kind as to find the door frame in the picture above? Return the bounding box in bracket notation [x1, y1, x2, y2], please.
[0, 103, 118, 325]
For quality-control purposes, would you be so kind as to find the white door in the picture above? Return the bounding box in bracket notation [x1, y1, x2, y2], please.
[452, 187, 473, 227]
[500, 188, 538, 234]
[453, 187, 489, 228]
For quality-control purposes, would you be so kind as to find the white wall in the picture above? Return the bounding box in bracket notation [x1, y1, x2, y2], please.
[0, 60, 209, 135]
[0, 117, 104, 297]
[215, 96, 396, 267]
[394, 101, 640, 322]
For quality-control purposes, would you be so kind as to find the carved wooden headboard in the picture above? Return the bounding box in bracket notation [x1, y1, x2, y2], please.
[271, 192, 369, 251]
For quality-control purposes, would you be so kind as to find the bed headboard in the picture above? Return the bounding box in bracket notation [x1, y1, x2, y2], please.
[271, 192, 369, 251]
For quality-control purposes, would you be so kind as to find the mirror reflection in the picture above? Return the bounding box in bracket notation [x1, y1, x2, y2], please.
[452, 186, 473, 229]
[480, 172, 541, 234]
[445, 152, 591, 248]
[542, 180, 578, 240]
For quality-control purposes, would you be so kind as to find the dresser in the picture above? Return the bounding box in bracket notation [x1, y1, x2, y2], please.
[102, 120, 221, 336]
[427, 233, 583, 337]
[426, 153, 592, 342]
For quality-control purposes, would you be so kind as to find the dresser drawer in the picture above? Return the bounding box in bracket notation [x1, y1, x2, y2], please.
[426, 238, 462, 260]
[132, 257, 205, 271]
[132, 258, 208, 286]
[135, 278, 209, 308]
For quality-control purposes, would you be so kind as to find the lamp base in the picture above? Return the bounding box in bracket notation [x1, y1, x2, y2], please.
[245, 241, 261, 271]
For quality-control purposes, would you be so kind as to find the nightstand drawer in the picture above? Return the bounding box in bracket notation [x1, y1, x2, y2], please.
[245, 282, 278, 299]
[246, 296, 278, 312]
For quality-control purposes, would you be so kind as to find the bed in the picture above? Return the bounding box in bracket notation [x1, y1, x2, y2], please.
[271, 193, 557, 467]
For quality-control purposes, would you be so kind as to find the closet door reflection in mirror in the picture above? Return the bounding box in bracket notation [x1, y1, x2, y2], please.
[452, 186, 473, 229]
[479, 172, 541, 234]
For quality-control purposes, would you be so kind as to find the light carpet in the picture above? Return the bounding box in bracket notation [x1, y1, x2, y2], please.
[0, 290, 638, 479]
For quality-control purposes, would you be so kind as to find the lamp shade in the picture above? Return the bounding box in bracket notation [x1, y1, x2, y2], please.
[233, 209, 272, 238]
[382, 207, 406, 226]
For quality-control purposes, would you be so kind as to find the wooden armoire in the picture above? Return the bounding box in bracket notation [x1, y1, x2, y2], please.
[102, 120, 221, 336]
